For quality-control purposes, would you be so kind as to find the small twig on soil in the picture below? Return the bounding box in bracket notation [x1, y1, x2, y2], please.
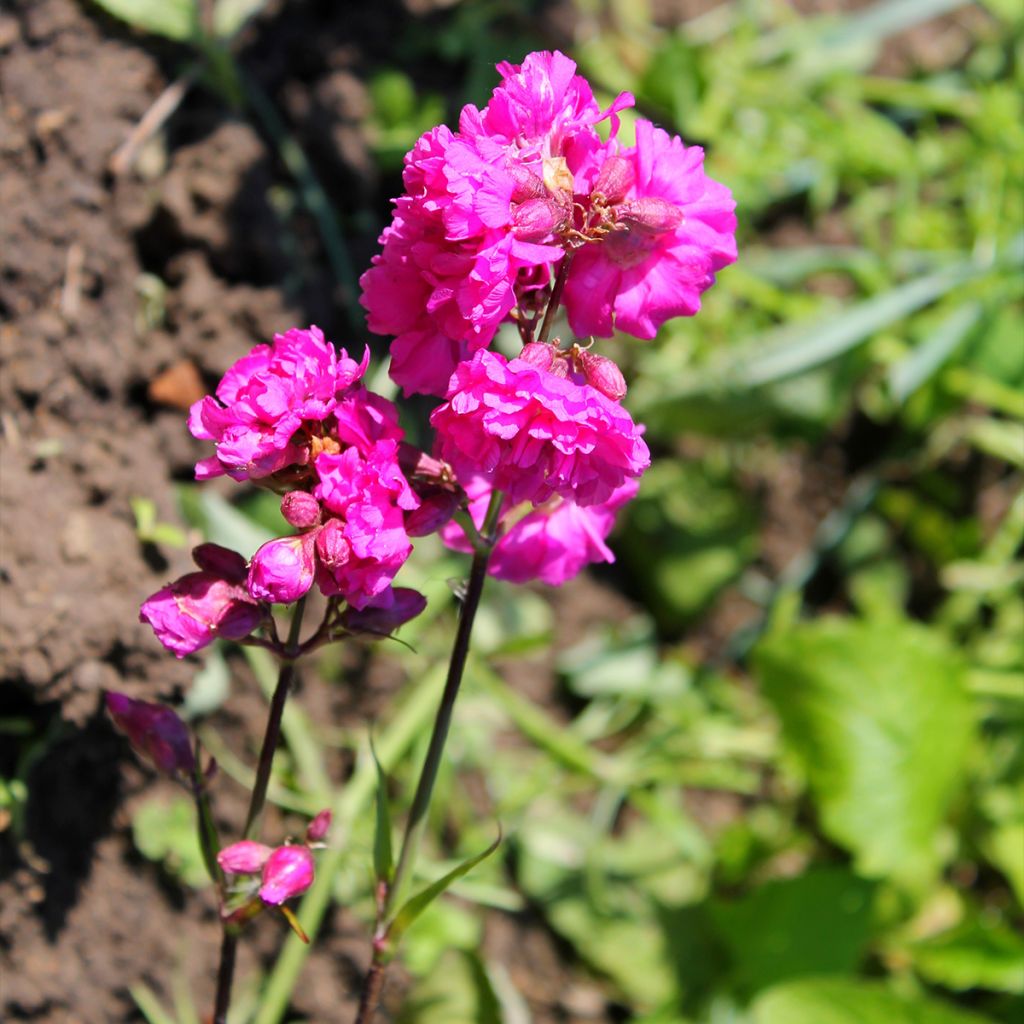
[61, 242, 85, 321]
[109, 62, 203, 177]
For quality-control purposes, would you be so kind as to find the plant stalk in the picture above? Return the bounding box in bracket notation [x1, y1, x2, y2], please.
[353, 492, 502, 1024]
[212, 598, 307, 1024]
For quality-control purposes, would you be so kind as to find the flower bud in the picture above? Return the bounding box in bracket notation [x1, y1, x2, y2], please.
[340, 587, 427, 636]
[505, 161, 548, 203]
[141, 573, 263, 657]
[248, 534, 317, 604]
[616, 197, 683, 235]
[218, 840, 273, 875]
[305, 809, 332, 844]
[517, 342, 555, 371]
[106, 693, 195, 777]
[580, 352, 627, 402]
[404, 490, 460, 537]
[192, 543, 248, 584]
[593, 155, 634, 204]
[281, 492, 322, 530]
[314, 519, 351, 571]
[511, 197, 565, 241]
[259, 845, 315, 905]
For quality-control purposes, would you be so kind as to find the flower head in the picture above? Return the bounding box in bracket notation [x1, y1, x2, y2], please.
[189, 327, 369, 481]
[259, 845, 315, 906]
[431, 349, 649, 508]
[140, 548, 263, 657]
[564, 121, 737, 339]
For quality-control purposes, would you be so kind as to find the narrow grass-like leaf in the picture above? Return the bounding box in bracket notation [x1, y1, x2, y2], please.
[387, 831, 502, 954]
[370, 738, 394, 885]
[130, 983, 177, 1024]
[888, 302, 983, 402]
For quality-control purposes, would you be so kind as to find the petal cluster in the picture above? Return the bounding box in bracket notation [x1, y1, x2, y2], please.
[189, 326, 369, 481]
[431, 349, 649, 508]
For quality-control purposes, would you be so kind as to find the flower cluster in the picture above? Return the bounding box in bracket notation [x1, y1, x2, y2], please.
[218, 810, 330, 914]
[139, 326, 429, 658]
[139, 51, 735, 638]
[361, 50, 736, 398]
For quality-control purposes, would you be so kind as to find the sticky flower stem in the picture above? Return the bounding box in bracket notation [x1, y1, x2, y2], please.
[212, 597, 308, 1024]
[537, 250, 574, 345]
[354, 491, 503, 1024]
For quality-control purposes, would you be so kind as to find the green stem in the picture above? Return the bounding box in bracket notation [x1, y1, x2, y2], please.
[212, 598, 307, 1024]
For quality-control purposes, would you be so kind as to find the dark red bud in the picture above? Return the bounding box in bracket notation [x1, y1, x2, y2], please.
[192, 543, 248, 584]
[405, 490, 460, 537]
[340, 588, 428, 636]
[593, 155, 634, 204]
[617, 197, 683, 235]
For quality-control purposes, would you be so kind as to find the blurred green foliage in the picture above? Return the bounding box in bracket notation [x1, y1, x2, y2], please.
[104, 0, 1023, 1021]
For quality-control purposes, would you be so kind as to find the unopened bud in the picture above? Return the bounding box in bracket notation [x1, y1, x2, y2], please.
[517, 342, 555, 371]
[315, 519, 351, 571]
[506, 161, 548, 203]
[405, 490, 460, 537]
[580, 352, 627, 402]
[306, 809, 332, 844]
[248, 534, 317, 604]
[616, 197, 683, 235]
[593, 155, 634, 204]
[512, 197, 565, 241]
[281, 492, 322, 530]
[340, 587, 427, 636]
[259, 845, 315, 905]
[218, 840, 273, 875]
[192, 543, 248, 585]
[106, 693, 195, 778]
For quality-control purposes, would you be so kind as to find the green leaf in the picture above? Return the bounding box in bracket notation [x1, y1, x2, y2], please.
[755, 618, 974, 887]
[371, 741, 394, 886]
[909, 915, 1024, 994]
[212, 0, 267, 38]
[754, 977, 997, 1024]
[387, 833, 501, 954]
[90, 0, 199, 41]
[710, 867, 876, 995]
[131, 794, 211, 889]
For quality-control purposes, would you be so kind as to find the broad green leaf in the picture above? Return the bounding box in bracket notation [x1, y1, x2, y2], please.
[710, 867, 876, 995]
[387, 833, 501, 953]
[983, 822, 1024, 906]
[754, 977, 997, 1024]
[909, 916, 1024, 994]
[91, 0, 199, 41]
[755, 618, 974, 886]
[132, 794, 210, 888]
[212, 0, 267, 38]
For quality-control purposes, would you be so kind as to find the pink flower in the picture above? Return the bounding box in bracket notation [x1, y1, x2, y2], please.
[360, 55, 634, 398]
[140, 554, 263, 658]
[312, 441, 419, 608]
[106, 693, 195, 777]
[442, 477, 638, 586]
[248, 533, 318, 605]
[259, 845, 315, 905]
[564, 121, 737, 339]
[218, 840, 273, 875]
[188, 326, 369, 481]
[431, 349, 649, 508]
